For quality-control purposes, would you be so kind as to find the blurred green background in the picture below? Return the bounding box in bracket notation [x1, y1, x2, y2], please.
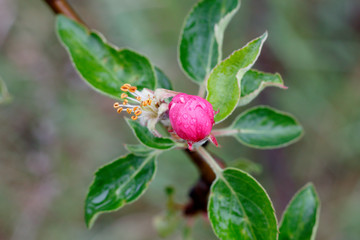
[0, 0, 359, 239]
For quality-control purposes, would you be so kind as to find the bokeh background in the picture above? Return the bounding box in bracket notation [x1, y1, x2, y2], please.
[0, 0, 360, 239]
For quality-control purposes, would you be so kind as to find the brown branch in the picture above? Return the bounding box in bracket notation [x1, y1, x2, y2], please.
[43, 0, 226, 217]
[183, 149, 215, 215]
[43, 0, 86, 26]
[183, 146, 225, 215]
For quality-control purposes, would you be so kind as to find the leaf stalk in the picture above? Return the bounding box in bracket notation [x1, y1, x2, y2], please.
[197, 146, 222, 176]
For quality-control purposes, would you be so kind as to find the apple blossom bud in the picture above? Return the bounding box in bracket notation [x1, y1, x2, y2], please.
[169, 93, 215, 144]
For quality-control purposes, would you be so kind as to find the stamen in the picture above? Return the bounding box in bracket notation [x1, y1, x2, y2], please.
[115, 84, 159, 123]
[116, 103, 137, 108]
[126, 87, 149, 102]
[120, 83, 131, 91]
[127, 96, 141, 103]
[113, 102, 120, 108]
[129, 86, 137, 93]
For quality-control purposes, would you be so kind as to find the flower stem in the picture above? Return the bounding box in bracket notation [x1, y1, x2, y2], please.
[211, 128, 239, 136]
[197, 146, 223, 176]
[197, 83, 206, 98]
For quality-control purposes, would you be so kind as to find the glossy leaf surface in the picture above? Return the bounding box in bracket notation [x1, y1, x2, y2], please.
[56, 15, 156, 99]
[155, 67, 173, 90]
[279, 183, 320, 240]
[207, 33, 268, 123]
[239, 69, 286, 106]
[85, 153, 156, 228]
[229, 106, 303, 148]
[126, 119, 175, 150]
[125, 144, 154, 156]
[179, 0, 240, 83]
[208, 168, 277, 240]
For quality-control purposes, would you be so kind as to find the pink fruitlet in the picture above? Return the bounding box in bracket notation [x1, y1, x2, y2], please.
[169, 93, 218, 150]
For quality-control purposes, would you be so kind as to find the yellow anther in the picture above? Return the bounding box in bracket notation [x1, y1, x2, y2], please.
[122, 99, 128, 105]
[117, 107, 123, 113]
[133, 106, 139, 111]
[141, 101, 147, 107]
[136, 96, 141, 101]
[120, 83, 131, 91]
[113, 102, 120, 108]
[134, 110, 142, 116]
[131, 115, 138, 120]
[129, 86, 137, 93]
[126, 108, 132, 114]
[147, 99, 152, 105]
[121, 93, 128, 99]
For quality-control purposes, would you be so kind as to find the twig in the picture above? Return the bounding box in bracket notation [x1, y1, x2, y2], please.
[43, 0, 86, 26]
[184, 145, 225, 215]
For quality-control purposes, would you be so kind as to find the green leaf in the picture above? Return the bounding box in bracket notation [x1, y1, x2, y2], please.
[228, 106, 303, 149]
[56, 15, 156, 99]
[126, 118, 175, 150]
[125, 144, 154, 156]
[207, 33, 268, 123]
[85, 153, 157, 228]
[208, 168, 277, 240]
[0, 76, 11, 104]
[155, 67, 173, 90]
[179, 0, 240, 83]
[239, 69, 286, 106]
[279, 183, 320, 240]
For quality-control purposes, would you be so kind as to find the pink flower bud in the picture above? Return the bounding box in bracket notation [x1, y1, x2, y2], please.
[169, 93, 215, 144]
